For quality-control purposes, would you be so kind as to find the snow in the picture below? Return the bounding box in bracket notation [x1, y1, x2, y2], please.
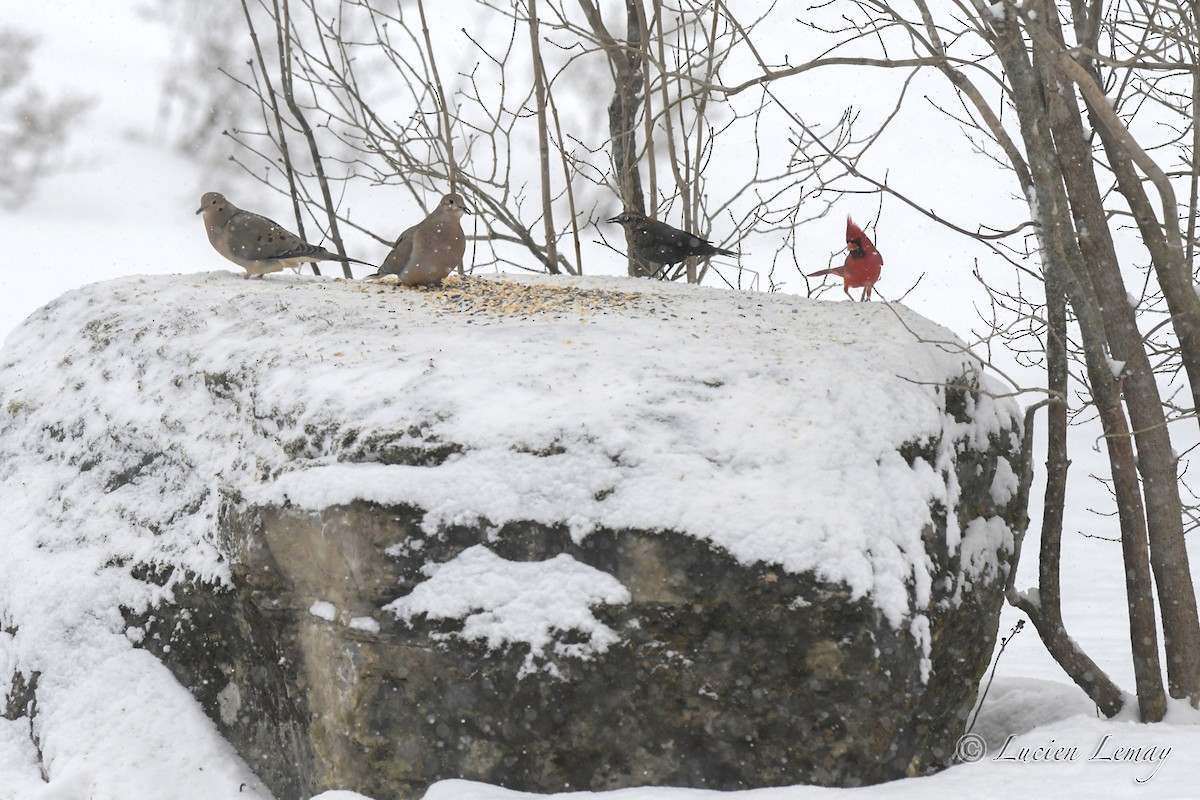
[385, 545, 631, 677]
[0, 267, 1017, 798]
[0, 647, 271, 798]
[0, 270, 1009, 632]
[959, 516, 1016, 584]
[309, 601, 338, 622]
[6, 263, 1179, 800]
[1, 2, 1199, 800]
[989, 456, 1018, 506]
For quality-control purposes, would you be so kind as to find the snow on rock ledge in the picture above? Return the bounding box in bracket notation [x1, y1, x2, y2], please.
[0, 272, 1023, 798]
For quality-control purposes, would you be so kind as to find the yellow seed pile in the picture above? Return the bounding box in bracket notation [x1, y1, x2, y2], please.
[414, 275, 649, 320]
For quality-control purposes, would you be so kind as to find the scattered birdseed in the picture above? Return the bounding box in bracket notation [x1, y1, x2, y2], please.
[375, 274, 652, 321]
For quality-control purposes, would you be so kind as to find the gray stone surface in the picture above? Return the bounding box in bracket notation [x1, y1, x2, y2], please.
[127, 379, 1020, 799]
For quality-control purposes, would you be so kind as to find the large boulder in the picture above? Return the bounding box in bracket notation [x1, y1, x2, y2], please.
[0, 273, 1022, 799]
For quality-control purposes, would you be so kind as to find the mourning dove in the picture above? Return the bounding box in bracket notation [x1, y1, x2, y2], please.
[197, 192, 374, 279]
[376, 193, 471, 286]
[607, 211, 736, 267]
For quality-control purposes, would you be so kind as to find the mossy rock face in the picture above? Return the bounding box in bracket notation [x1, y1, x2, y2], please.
[130, 411, 1020, 800]
[0, 272, 1027, 797]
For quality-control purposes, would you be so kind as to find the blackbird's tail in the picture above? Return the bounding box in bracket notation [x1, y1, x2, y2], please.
[309, 245, 377, 269]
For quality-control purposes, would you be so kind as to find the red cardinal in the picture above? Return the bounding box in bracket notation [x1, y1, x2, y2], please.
[807, 217, 883, 301]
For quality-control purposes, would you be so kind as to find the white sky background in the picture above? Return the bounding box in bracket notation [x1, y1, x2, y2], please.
[1, 0, 1183, 672]
[0, 1, 1025, 344]
[0, 0, 1189, 681]
[1, 1, 1199, 797]
[0, 0, 1187, 691]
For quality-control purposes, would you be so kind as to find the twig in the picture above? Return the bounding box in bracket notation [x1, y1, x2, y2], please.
[966, 619, 1024, 734]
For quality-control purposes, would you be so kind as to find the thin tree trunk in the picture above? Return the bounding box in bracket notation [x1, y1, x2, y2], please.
[1005, 208, 1124, 719]
[416, 0, 462, 275]
[238, 0, 313, 274]
[276, 0, 353, 278]
[578, 0, 652, 277]
[986, 2, 1167, 720]
[1029, 2, 1200, 704]
[526, 0, 559, 273]
[415, 0, 457, 190]
[633, 0, 656, 222]
[1008, 393, 1128, 714]
[543, 76, 583, 273]
[651, 0, 692, 282]
[1045, 18, 1200, 439]
[690, 6, 722, 286]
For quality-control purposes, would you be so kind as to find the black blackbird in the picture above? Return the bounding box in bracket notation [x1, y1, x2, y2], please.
[607, 211, 736, 266]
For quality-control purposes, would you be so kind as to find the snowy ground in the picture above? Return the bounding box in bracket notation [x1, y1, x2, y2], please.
[1, 3, 1199, 800]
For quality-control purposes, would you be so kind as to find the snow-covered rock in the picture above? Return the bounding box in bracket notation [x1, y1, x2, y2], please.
[0, 272, 1022, 798]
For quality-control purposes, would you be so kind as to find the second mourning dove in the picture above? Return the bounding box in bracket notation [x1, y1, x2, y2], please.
[607, 211, 736, 267]
[377, 193, 471, 286]
[197, 192, 374, 279]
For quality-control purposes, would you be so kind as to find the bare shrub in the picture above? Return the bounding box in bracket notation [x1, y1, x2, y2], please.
[0, 29, 91, 211]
